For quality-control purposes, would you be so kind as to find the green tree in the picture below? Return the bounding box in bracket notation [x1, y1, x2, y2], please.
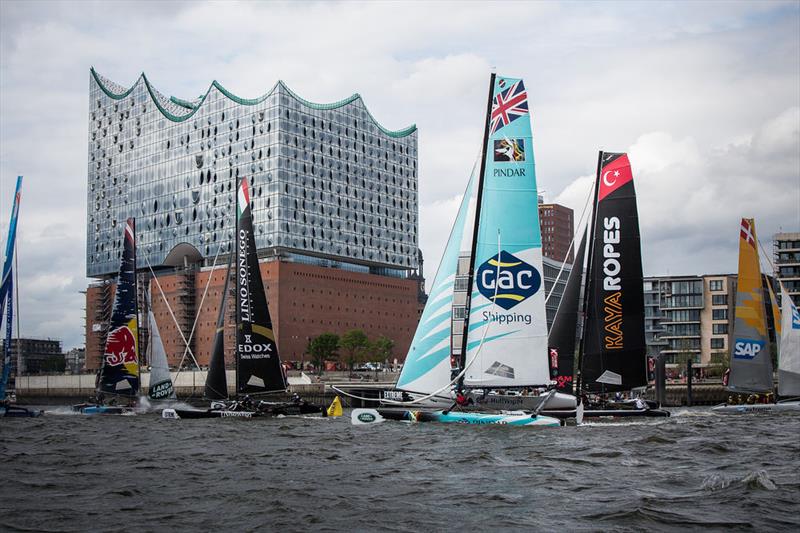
[307, 333, 339, 375]
[372, 335, 394, 365]
[340, 329, 370, 373]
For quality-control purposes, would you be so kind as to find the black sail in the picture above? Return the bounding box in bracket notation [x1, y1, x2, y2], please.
[204, 255, 232, 400]
[548, 229, 587, 394]
[97, 218, 140, 398]
[235, 178, 286, 394]
[581, 152, 647, 393]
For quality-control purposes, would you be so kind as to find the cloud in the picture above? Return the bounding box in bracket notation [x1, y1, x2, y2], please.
[1, 0, 798, 350]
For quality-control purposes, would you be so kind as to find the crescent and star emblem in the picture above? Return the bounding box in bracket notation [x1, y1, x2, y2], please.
[602, 169, 621, 187]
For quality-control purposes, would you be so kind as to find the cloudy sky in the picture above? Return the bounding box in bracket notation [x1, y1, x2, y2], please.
[1, 1, 798, 350]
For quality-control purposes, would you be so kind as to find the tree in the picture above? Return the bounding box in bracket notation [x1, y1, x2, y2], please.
[307, 333, 339, 375]
[340, 329, 370, 373]
[372, 335, 394, 365]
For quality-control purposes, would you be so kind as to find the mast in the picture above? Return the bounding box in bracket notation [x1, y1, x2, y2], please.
[576, 152, 603, 396]
[456, 72, 496, 391]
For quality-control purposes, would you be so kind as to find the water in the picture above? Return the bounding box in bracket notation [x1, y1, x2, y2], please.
[1, 407, 798, 531]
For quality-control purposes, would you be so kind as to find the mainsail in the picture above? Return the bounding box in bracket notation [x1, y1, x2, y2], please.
[580, 152, 647, 393]
[547, 229, 588, 394]
[236, 178, 286, 394]
[97, 218, 140, 397]
[146, 289, 176, 400]
[0, 176, 22, 401]
[727, 218, 773, 394]
[778, 282, 800, 397]
[205, 256, 233, 400]
[462, 74, 550, 388]
[395, 164, 478, 395]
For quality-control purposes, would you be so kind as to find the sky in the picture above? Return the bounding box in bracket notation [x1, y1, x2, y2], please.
[1, 0, 798, 350]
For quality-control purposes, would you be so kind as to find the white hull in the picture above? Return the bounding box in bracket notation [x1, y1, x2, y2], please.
[712, 401, 800, 414]
[381, 391, 454, 409]
[466, 391, 577, 411]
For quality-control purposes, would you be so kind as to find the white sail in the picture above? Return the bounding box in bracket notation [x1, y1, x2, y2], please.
[147, 290, 176, 400]
[778, 282, 800, 397]
[396, 163, 478, 395]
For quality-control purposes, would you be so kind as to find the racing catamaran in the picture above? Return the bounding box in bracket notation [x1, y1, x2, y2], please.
[1, 176, 42, 418]
[163, 178, 325, 419]
[355, 73, 568, 427]
[570, 152, 669, 418]
[712, 219, 800, 414]
[73, 218, 141, 415]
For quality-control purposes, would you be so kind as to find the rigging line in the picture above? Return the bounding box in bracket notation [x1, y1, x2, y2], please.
[757, 234, 776, 275]
[544, 175, 595, 306]
[336, 227, 504, 406]
[14, 239, 20, 346]
[173, 241, 224, 376]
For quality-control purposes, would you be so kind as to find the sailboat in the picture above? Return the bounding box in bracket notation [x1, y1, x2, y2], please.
[355, 73, 565, 427]
[0, 176, 42, 418]
[163, 178, 325, 419]
[571, 152, 669, 418]
[73, 218, 141, 415]
[145, 289, 177, 401]
[712, 218, 800, 414]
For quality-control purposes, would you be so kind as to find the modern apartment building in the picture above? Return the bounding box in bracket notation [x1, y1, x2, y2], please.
[644, 274, 736, 364]
[774, 232, 800, 305]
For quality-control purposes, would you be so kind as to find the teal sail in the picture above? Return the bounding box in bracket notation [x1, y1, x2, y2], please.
[0, 176, 22, 401]
[396, 162, 478, 394]
[463, 75, 550, 388]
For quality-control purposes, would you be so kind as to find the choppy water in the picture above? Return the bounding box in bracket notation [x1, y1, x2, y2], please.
[1, 406, 798, 532]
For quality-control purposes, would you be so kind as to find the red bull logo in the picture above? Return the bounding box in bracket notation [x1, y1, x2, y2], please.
[104, 326, 137, 366]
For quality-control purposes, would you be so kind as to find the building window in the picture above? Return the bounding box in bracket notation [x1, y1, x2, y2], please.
[709, 280, 723, 291]
[712, 294, 727, 306]
[711, 338, 725, 349]
[712, 323, 728, 334]
[712, 309, 728, 320]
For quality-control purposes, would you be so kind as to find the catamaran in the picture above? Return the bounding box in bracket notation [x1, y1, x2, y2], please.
[163, 178, 325, 419]
[0, 176, 42, 418]
[354, 73, 569, 427]
[712, 218, 800, 414]
[562, 152, 668, 418]
[73, 218, 141, 415]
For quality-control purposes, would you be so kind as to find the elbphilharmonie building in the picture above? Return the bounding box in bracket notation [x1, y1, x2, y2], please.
[87, 68, 418, 278]
[85, 69, 423, 371]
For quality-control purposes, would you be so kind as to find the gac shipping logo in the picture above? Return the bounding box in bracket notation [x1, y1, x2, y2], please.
[477, 251, 541, 310]
[733, 338, 765, 360]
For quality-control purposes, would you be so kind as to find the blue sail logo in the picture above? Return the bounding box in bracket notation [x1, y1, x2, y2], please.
[476, 251, 541, 310]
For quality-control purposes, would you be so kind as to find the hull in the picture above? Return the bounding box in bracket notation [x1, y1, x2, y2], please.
[582, 408, 670, 418]
[381, 390, 454, 409]
[1, 404, 43, 417]
[466, 391, 577, 411]
[712, 401, 800, 415]
[163, 402, 325, 420]
[72, 403, 135, 415]
[374, 408, 562, 427]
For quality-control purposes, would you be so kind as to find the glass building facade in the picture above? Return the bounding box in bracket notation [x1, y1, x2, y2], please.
[87, 69, 418, 278]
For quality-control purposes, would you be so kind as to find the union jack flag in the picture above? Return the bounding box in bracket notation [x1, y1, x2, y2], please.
[490, 79, 529, 135]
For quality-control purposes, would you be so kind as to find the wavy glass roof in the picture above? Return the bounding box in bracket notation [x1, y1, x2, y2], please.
[90, 68, 416, 138]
